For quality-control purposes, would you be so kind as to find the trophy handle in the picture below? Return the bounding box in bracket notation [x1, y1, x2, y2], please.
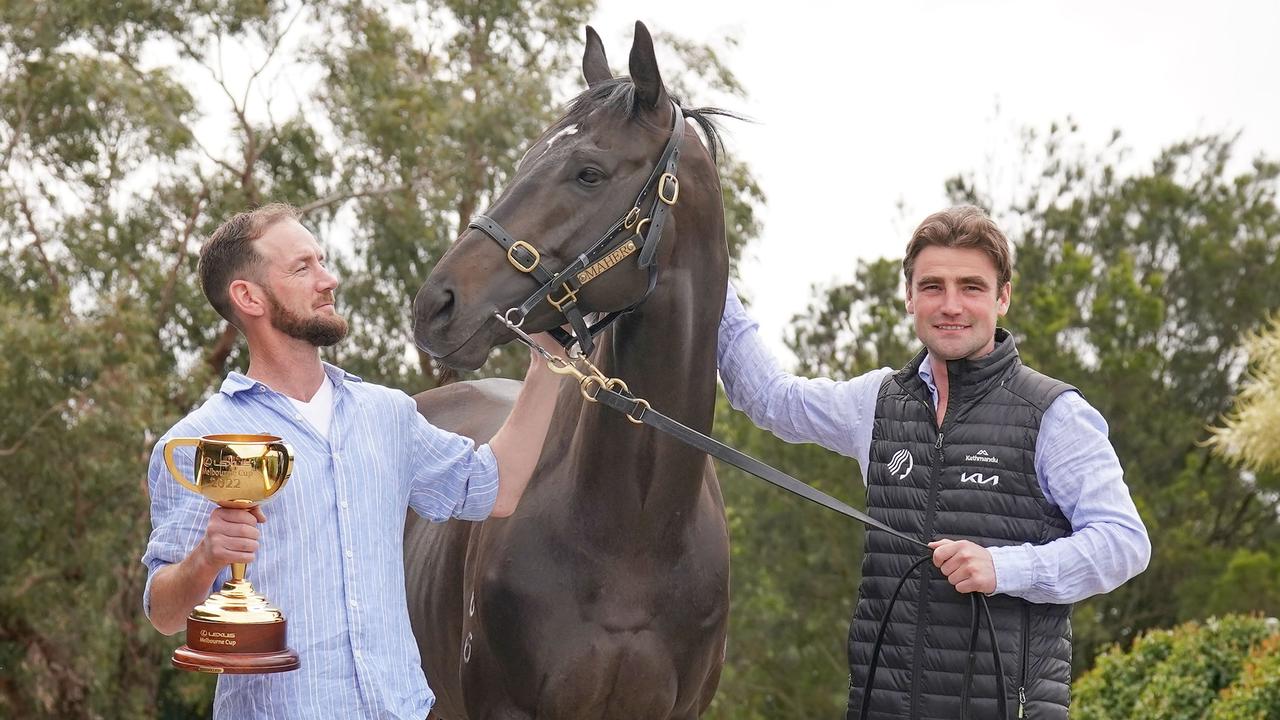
[268, 441, 293, 487]
[163, 437, 203, 495]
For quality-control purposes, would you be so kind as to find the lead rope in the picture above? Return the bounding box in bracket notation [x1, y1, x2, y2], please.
[501, 317, 1009, 719]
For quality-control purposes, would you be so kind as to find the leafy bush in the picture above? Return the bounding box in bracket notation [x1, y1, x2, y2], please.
[1075, 615, 1279, 720]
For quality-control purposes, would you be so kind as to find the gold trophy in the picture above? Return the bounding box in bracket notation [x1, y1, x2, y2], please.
[163, 433, 300, 674]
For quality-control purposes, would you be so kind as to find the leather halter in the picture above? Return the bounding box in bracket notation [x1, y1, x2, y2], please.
[469, 103, 685, 356]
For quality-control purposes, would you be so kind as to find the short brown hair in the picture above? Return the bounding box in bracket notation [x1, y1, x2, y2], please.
[903, 205, 1012, 288]
[198, 203, 300, 326]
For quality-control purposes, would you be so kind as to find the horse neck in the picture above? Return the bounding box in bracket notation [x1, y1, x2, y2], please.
[567, 171, 727, 539]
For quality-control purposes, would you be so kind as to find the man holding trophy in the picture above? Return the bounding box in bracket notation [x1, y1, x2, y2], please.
[141, 203, 562, 718]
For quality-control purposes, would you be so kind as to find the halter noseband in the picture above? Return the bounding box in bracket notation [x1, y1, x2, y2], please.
[469, 103, 686, 356]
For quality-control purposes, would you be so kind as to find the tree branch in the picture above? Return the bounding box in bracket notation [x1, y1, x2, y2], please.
[175, 34, 260, 201]
[111, 50, 241, 178]
[207, 323, 240, 374]
[241, 4, 307, 110]
[297, 177, 421, 215]
[156, 182, 212, 330]
[0, 392, 82, 457]
[17, 192, 61, 292]
[0, 92, 33, 173]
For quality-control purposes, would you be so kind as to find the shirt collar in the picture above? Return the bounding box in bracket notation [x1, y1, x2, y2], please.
[917, 351, 939, 397]
[219, 361, 362, 397]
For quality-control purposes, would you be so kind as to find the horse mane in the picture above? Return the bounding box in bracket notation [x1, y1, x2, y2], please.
[560, 77, 742, 164]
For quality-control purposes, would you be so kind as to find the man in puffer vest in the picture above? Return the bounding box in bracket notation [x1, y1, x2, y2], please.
[717, 205, 1151, 719]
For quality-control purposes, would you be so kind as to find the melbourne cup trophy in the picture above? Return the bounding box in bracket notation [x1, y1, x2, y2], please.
[162, 434, 300, 674]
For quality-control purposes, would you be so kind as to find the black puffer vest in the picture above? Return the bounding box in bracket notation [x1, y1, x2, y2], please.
[846, 330, 1075, 720]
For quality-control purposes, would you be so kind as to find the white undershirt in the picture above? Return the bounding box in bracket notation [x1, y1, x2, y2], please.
[288, 374, 334, 439]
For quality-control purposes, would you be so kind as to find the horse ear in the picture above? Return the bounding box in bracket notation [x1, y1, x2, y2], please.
[628, 21, 668, 110]
[582, 25, 611, 87]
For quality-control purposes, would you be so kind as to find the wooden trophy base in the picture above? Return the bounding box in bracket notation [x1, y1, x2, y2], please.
[172, 617, 300, 674]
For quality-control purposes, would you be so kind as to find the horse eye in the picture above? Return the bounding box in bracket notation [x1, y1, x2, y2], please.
[577, 167, 604, 186]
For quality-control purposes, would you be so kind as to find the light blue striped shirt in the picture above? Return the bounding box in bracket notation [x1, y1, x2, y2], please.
[142, 363, 498, 719]
[718, 285, 1150, 604]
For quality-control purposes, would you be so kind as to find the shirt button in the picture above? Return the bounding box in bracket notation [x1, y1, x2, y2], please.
[345, 549, 353, 558]
[349, 599, 358, 608]
[332, 452, 340, 461]
[340, 500, 349, 509]
[294, 414, 302, 421]
[353, 650, 362, 659]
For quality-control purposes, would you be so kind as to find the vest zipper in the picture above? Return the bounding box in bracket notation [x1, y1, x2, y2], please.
[1018, 604, 1030, 718]
[908, 429, 946, 720]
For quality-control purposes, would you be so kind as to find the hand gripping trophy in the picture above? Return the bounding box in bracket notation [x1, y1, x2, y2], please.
[163, 433, 300, 674]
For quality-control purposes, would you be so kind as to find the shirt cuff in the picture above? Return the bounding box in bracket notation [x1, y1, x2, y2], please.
[458, 443, 499, 520]
[988, 543, 1036, 595]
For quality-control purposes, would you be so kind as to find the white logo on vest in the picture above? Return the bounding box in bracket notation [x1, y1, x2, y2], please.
[964, 448, 1001, 464]
[888, 449, 914, 479]
[960, 472, 1000, 486]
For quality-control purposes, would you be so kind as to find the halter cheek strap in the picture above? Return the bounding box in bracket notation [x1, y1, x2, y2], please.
[468, 103, 685, 356]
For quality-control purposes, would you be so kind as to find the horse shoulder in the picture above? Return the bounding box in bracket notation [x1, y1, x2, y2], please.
[412, 377, 522, 443]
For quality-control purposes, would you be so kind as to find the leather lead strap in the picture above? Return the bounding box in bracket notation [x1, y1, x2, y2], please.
[592, 384, 926, 547]
[591, 383, 1010, 720]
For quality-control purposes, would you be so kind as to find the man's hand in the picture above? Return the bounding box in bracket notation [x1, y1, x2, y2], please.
[148, 506, 266, 635]
[928, 539, 996, 595]
[198, 506, 266, 567]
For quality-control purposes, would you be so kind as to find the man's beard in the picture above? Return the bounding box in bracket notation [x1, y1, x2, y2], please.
[266, 291, 349, 347]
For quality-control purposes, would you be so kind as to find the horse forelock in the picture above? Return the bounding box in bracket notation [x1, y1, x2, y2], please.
[556, 77, 738, 165]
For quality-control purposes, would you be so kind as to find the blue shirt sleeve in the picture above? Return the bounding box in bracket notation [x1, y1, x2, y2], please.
[718, 283, 891, 480]
[987, 391, 1152, 603]
[139, 430, 226, 619]
[401, 393, 498, 522]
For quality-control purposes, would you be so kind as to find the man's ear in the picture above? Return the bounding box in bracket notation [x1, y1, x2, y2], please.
[229, 278, 267, 321]
[905, 285, 915, 315]
[996, 282, 1011, 317]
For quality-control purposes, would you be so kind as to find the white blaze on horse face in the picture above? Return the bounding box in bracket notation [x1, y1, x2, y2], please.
[518, 124, 579, 169]
[539, 124, 579, 159]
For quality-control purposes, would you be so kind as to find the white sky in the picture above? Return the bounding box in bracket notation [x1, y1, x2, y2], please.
[591, 0, 1280, 359]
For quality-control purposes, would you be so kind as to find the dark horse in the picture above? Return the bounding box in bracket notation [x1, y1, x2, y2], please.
[406, 22, 732, 720]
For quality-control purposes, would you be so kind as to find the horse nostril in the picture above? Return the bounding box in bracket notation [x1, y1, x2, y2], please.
[433, 287, 456, 326]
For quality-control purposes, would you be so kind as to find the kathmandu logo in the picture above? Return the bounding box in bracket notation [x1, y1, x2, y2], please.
[888, 449, 914, 480]
[964, 448, 1001, 464]
[961, 472, 1000, 487]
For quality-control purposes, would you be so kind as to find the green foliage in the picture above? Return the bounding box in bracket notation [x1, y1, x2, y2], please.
[1074, 614, 1280, 720]
[1211, 633, 1280, 720]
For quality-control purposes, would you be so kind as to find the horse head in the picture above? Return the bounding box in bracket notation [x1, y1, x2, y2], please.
[413, 21, 724, 370]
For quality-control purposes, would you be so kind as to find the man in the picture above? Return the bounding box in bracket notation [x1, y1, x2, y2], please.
[141, 203, 561, 718]
[718, 206, 1151, 719]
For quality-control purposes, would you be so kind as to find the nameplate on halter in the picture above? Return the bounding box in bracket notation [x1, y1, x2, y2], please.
[576, 240, 637, 286]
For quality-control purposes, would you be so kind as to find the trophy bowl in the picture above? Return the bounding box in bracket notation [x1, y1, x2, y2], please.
[163, 433, 300, 674]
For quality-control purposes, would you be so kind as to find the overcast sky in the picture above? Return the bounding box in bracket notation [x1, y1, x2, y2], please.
[589, 0, 1280, 358]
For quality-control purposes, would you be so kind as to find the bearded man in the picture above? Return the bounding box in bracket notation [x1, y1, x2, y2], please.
[142, 203, 561, 718]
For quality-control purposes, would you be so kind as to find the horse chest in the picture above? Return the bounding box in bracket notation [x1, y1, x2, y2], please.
[461, 539, 727, 719]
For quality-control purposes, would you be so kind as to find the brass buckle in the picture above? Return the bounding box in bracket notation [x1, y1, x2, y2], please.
[623, 206, 641, 229]
[658, 173, 679, 205]
[626, 398, 651, 424]
[507, 241, 540, 273]
[634, 218, 651, 239]
[547, 283, 579, 312]
[579, 376, 604, 402]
